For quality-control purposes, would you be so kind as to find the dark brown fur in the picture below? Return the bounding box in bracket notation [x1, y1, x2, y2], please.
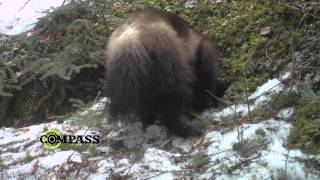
[105, 8, 220, 137]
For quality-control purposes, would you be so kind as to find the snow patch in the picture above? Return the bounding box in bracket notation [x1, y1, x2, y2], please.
[212, 103, 254, 119]
[1, 151, 28, 166]
[210, 78, 284, 120]
[143, 148, 181, 172]
[88, 174, 109, 180]
[150, 173, 174, 180]
[249, 78, 283, 100]
[0, 123, 46, 146]
[97, 159, 115, 173]
[203, 119, 319, 179]
[277, 107, 295, 120]
[90, 97, 108, 111]
[280, 72, 291, 81]
[39, 151, 82, 168]
[0, 0, 65, 35]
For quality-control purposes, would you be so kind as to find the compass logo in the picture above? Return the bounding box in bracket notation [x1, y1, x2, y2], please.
[40, 130, 63, 150]
[40, 129, 100, 150]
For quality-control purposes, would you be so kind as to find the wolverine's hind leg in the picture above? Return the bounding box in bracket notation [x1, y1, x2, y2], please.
[192, 39, 220, 112]
[139, 111, 156, 130]
[156, 101, 203, 137]
[160, 112, 203, 137]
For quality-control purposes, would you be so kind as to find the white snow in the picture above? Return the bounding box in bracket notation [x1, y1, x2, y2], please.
[90, 97, 109, 111]
[96, 159, 114, 173]
[0, 0, 65, 35]
[89, 174, 109, 180]
[208, 78, 286, 120]
[4, 159, 36, 177]
[1, 151, 28, 166]
[150, 173, 174, 180]
[39, 150, 82, 168]
[143, 148, 181, 172]
[3, 151, 82, 178]
[249, 78, 283, 100]
[280, 72, 291, 81]
[212, 103, 254, 119]
[198, 76, 318, 179]
[203, 119, 319, 179]
[277, 107, 295, 120]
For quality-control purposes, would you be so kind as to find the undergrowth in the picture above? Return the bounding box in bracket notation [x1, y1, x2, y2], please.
[0, 0, 319, 153]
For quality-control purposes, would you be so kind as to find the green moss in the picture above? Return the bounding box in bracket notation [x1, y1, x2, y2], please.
[205, 1, 287, 78]
[233, 137, 267, 158]
[60, 143, 94, 152]
[199, 116, 213, 130]
[68, 98, 105, 128]
[271, 90, 301, 110]
[296, 100, 319, 119]
[229, 76, 263, 94]
[287, 99, 320, 154]
[191, 152, 209, 169]
[251, 108, 265, 117]
[20, 154, 35, 164]
[20, 152, 44, 164]
[251, 107, 271, 121]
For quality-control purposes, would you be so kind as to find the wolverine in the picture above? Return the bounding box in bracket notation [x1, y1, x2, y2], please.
[105, 8, 220, 137]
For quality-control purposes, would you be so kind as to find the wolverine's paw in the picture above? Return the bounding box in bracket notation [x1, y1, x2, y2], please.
[180, 119, 204, 137]
[166, 115, 204, 137]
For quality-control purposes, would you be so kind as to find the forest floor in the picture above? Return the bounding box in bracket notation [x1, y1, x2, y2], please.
[1, 72, 319, 179]
[1, 0, 320, 179]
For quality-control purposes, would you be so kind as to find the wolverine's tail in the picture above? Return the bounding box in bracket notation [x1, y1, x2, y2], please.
[105, 23, 193, 118]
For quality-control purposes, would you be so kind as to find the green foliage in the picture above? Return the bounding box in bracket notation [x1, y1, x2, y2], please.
[192, 0, 287, 82]
[20, 153, 36, 164]
[191, 151, 209, 169]
[271, 89, 301, 110]
[19, 151, 45, 164]
[233, 137, 267, 158]
[60, 143, 95, 152]
[229, 76, 263, 94]
[0, 0, 110, 125]
[288, 98, 320, 154]
[0, 66, 19, 97]
[68, 97, 105, 128]
[271, 84, 320, 154]
[250, 107, 271, 121]
[0, 36, 21, 97]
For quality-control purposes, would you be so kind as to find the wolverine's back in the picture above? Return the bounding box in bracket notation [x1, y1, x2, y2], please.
[105, 8, 219, 137]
